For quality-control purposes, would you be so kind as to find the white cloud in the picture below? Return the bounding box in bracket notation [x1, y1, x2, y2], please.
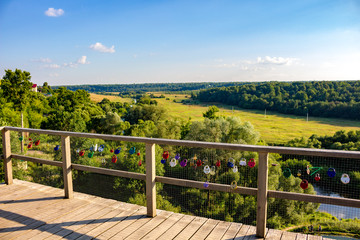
[44, 64, 61, 69]
[257, 56, 299, 65]
[89, 42, 115, 53]
[45, 8, 64, 17]
[77, 56, 89, 64]
[32, 57, 52, 63]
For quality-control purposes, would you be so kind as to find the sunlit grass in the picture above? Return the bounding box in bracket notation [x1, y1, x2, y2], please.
[89, 93, 131, 103]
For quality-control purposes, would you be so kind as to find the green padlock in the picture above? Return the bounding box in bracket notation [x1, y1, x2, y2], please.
[19, 136, 24, 141]
[283, 168, 292, 178]
[88, 152, 94, 158]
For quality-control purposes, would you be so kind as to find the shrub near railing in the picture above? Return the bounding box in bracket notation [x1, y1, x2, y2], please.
[2, 126, 360, 238]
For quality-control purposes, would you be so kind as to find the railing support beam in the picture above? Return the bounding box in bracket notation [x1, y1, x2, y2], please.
[256, 152, 268, 238]
[2, 129, 12, 185]
[146, 143, 156, 217]
[61, 135, 73, 199]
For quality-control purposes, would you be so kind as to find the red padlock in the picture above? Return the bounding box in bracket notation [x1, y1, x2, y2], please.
[27, 142, 33, 149]
[315, 174, 320, 181]
[196, 159, 202, 167]
[300, 179, 308, 189]
[110, 149, 114, 153]
[35, 140, 40, 146]
[79, 150, 85, 157]
[162, 151, 170, 159]
[248, 158, 256, 168]
[137, 150, 141, 156]
[138, 159, 142, 166]
[111, 155, 117, 163]
[29, 138, 32, 141]
[216, 160, 221, 167]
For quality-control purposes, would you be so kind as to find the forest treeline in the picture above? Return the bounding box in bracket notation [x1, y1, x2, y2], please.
[55, 81, 250, 94]
[193, 80, 360, 120]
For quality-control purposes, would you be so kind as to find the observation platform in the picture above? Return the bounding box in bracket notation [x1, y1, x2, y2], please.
[0, 180, 325, 240]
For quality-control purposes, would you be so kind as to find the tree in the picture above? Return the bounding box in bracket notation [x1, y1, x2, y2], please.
[0, 69, 32, 111]
[203, 106, 219, 119]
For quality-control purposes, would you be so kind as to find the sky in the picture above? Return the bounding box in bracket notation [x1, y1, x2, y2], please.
[0, 0, 359, 86]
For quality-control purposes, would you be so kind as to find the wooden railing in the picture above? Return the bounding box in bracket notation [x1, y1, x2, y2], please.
[2, 126, 360, 238]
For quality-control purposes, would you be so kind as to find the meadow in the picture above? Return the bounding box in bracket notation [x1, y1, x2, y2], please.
[90, 93, 360, 145]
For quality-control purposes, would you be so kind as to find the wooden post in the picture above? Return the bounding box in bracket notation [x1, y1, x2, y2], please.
[2, 128, 13, 185]
[146, 143, 156, 217]
[256, 152, 268, 238]
[61, 135, 73, 199]
[21, 112, 24, 153]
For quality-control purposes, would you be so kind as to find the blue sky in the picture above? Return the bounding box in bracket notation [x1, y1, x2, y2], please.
[0, 0, 359, 86]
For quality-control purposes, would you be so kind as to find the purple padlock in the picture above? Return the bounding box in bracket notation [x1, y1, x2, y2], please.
[180, 159, 188, 167]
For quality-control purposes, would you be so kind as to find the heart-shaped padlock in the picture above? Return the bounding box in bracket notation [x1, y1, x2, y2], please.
[248, 158, 256, 168]
[341, 173, 350, 184]
[239, 158, 247, 166]
[35, 140, 40, 146]
[327, 168, 336, 178]
[163, 151, 170, 159]
[216, 160, 221, 167]
[111, 155, 117, 163]
[170, 158, 177, 167]
[180, 159, 187, 167]
[54, 145, 60, 151]
[204, 165, 210, 174]
[196, 159, 202, 167]
[19, 136, 23, 141]
[283, 168, 291, 178]
[300, 179, 309, 189]
[161, 158, 166, 164]
[315, 173, 321, 181]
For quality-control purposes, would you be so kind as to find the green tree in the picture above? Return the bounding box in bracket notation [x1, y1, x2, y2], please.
[203, 106, 220, 119]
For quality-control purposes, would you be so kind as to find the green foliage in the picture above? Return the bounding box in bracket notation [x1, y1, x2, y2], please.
[202, 105, 219, 119]
[195, 80, 360, 120]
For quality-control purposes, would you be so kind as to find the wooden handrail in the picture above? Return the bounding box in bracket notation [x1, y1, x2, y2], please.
[5, 126, 360, 159]
[3, 126, 360, 238]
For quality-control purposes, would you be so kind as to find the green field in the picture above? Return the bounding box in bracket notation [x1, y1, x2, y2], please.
[90, 93, 360, 145]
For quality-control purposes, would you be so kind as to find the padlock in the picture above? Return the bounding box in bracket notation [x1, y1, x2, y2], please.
[138, 159, 142, 166]
[341, 173, 350, 184]
[306, 165, 310, 175]
[175, 153, 181, 160]
[233, 165, 238, 173]
[79, 150, 85, 157]
[27, 142, 33, 149]
[98, 145, 105, 152]
[19, 136, 24, 141]
[215, 160, 221, 167]
[196, 158, 202, 167]
[54, 145, 60, 151]
[239, 158, 247, 166]
[210, 166, 216, 175]
[114, 147, 121, 155]
[204, 181, 210, 188]
[180, 159, 188, 167]
[162, 151, 170, 159]
[88, 152, 94, 158]
[315, 173, 321, 181]
[137, 150, 141, 156]
[327, 168, 336, 178]
[204, 165, 210, 174]
[227, 158, 235, 168]
[230, 180, 237, 190]
[110, 149, 114, 153]
[248, 158, 256, 168]
[297, 170, 301, 177]
[170, 158, 177, 167]
[129, 147, 136, 154]
[35, 140, 40, 146]
[161, 158, 166, 164]
[111, 155, 117, 163]
[300, 179, 308, 189]
[283, 168, 291, 178]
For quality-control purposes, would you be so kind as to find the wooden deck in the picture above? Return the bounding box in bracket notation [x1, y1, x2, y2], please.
[0, 180, 328, 240]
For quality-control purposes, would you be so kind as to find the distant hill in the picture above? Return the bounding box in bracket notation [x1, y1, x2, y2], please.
[54, 82, 252, 93]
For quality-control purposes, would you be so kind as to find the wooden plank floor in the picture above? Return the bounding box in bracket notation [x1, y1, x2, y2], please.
[0, 180, 328, 240]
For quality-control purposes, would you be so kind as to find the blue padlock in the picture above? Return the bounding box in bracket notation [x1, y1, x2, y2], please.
[327, 168, 336, 178]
